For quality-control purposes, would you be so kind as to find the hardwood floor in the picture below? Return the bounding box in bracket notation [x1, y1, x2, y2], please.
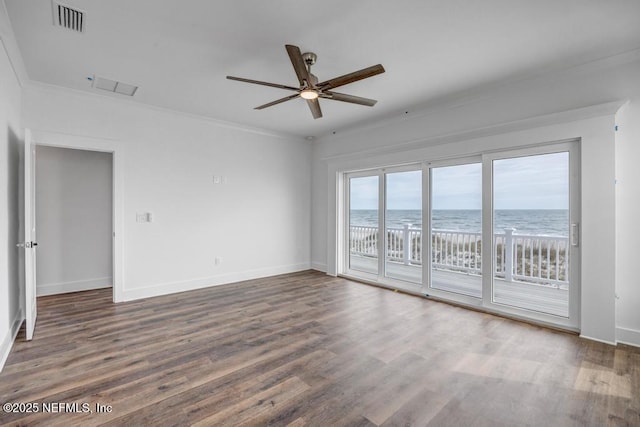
[0, 270, 638, 426]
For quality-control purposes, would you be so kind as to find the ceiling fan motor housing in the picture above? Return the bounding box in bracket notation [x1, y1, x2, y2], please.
[302, 52, 317, 67]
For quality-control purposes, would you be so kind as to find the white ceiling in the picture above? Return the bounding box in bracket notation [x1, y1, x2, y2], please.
[5, 0, 640, 138]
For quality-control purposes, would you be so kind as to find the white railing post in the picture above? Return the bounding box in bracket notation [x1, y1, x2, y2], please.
[504, 228, 515, 282]
[403, 224, 411, 265]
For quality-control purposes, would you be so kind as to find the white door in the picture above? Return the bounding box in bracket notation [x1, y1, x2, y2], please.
[23, 129, 37, 340]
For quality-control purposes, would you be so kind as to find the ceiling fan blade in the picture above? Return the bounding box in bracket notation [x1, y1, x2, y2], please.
[285, 44, 312, 87]
[320, 91, 377, 106]
[227, 76, 299, 91]
[254, 93, 300, 110]
[318, 64, 385, 90]
[306, 98, 322, 119]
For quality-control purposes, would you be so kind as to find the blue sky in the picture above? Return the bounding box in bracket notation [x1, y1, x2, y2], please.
[350, 152, 569, 210]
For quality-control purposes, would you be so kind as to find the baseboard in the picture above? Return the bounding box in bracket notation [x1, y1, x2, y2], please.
[37, 277, 112, 296]
[579, 333, 617, 346]
[311, 262, 327, 272]
[616, 327, 640, 348]
[0, 307, 24, 373]
[121, 262, 310, 301]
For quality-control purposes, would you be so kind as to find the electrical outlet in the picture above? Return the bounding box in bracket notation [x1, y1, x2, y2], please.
[215, 257, 222, 265]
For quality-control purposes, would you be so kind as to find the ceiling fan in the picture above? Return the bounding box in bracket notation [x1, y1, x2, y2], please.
[227, 44, 385, 119]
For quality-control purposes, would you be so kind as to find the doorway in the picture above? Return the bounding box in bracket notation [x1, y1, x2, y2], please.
[35, 146, 113, 296]
[22, 129, 123, 340]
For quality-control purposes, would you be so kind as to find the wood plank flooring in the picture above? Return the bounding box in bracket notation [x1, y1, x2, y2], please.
[0, 270, 638, 426]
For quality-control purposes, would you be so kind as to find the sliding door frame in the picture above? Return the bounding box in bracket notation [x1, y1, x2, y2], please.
[343, 163, 423, 292]
[482, 140, 581, 329]
[423, 156, 483, 305]
[343, 169, 381, 283]
[339, 139, 580, 331]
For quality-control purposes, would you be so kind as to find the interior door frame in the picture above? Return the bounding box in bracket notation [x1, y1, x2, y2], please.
[26, 129, 124, 311]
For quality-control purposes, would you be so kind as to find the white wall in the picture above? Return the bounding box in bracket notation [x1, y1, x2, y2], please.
[0, 40, 23, 369]
[615, 97, 640, 346]
[35, 146, 113, 296]
[311, 53, 640, 346]
[22, 84, 311, 301]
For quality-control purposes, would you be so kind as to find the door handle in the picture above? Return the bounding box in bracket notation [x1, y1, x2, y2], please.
[16, 242, 38, 248]
[571, 223, 579, 247]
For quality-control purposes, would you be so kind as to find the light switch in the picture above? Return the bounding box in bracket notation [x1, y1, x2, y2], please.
[137, 212, 153, 223]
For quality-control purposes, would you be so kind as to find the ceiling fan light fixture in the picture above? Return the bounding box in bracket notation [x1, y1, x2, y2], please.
[300, 89, 318, 100]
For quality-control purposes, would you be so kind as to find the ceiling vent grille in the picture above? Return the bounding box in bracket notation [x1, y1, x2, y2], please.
[52, 2, 85, 33]
[92, 76, 139, 97]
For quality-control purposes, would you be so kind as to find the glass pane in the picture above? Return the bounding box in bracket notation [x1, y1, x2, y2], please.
[492, 152, 569, 317]
[430, 163, 482, 297]
[385, 170, 422, 283]
[349, 176, 379, 274]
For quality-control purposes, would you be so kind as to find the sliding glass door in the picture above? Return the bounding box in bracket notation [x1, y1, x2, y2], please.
[385, 170, 422, 284]
[429, 161, 482, 297]
[489, 149, 576, 318]
[345, 165, 422, 291]
[348, 174, 379, 276]
[342, 140, 579, 328]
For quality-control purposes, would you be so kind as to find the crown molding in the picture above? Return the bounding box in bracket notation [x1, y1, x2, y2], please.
[25, 80, 306, 142]
[320, 100, 625, 162]
[315, 48, 640, 143]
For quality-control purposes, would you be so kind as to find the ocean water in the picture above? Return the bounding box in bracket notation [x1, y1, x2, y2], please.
[350, 209, 569, 236]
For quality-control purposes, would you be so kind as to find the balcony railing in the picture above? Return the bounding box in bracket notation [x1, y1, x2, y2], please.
[349, 225, 568, 287]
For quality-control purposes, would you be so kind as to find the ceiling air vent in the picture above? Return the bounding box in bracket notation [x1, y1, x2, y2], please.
[92, 76, 139, 97]
[52, 2, 85, 33]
